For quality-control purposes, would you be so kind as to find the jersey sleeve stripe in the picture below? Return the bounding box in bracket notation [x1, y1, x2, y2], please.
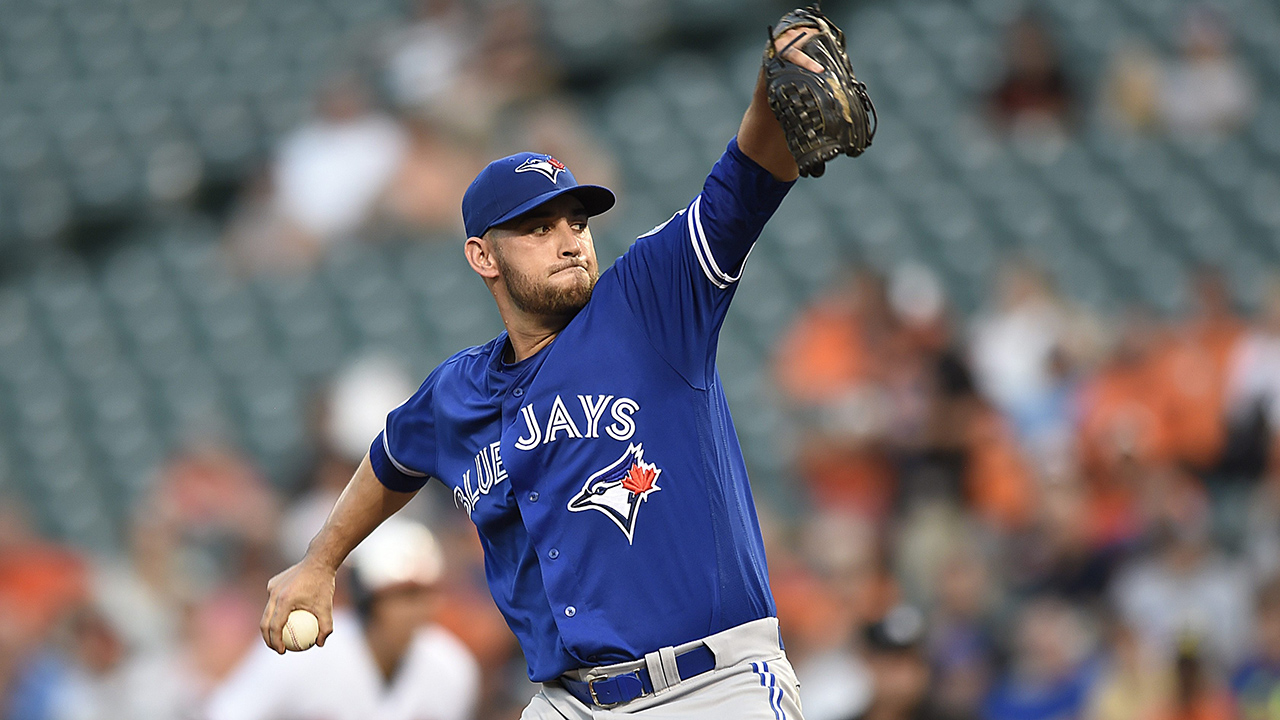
[686, 196, 730, 290]
[383, 431, 428, 477]
[692, 195, 736, 284]
[689, 194, 755, 288]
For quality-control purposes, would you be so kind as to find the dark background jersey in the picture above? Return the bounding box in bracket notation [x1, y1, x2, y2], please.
[369, 138, 794, 682]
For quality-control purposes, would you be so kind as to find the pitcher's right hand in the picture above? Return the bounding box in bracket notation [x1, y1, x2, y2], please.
[260, 557, 336, 654]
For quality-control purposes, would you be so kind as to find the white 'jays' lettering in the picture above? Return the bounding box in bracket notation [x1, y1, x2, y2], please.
[544, 395, 583, 443]
[515, 405, 541, 450]
[515, 394, 640, 451]
[606, 398, 639, 441]
[578, 394, 613, 438]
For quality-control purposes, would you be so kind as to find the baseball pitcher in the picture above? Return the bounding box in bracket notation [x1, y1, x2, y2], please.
[261, 5, 874, 717]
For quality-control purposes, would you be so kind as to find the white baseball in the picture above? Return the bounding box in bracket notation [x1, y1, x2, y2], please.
[283, 609, 320, 651]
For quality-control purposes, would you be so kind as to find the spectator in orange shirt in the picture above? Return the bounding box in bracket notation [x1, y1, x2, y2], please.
[1077, 309, 1177, 479]
[0, 501, 89, 719]
[775, 269, 898, 516]
[1155, 268, 1246, 473]
[0, 504, 88, 649]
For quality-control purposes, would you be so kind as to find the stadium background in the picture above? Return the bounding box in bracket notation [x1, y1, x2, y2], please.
[2, 0, 1280, 718]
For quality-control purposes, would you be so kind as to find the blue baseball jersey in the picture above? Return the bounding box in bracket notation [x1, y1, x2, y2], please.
[369, 138, 794, 682]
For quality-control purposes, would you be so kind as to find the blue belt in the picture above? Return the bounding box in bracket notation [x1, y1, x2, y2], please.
[559, 645, 717, 708]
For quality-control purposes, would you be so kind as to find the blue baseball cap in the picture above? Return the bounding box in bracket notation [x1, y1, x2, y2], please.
[462, 152, 616, 239]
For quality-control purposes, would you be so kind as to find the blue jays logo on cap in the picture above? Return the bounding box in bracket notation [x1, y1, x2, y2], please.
[514, 156, 567, 183]
[462, 151, 615, 239]
[567, 443, 662, 544]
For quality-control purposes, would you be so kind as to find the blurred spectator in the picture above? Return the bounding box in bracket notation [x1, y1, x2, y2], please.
[1245, 465, 1280, 583]
[1158, 6, 1255, 138]
[1231, 578, 1280, 718]
[971, 262, 1096, 467]
[1086, 620, 1170, 720]
[429, 523, 532, 718]
[207, 519, 479, 720]
[982, 598, 1097, 720]
[1076, 310, 1175, 510]
[927, 552, 1000, 720]
[1112, 475, 1253, 666]
[381, 120, 484, 234]
[971, 262, 1065, 437]
[40, 605, 197, 720]
[988, 15, 1076, 137]
[0, 502, 89, 720]
[854, 606, 943, 720]
[381, 0, 474, 120]
[964, 404, 1038, 533]
[896, 503, 976, 610]
[377, 0, 616, 237]
[790, 513, 887, 720]
[470, 2, 556, 126]
[1006, 472, 1123, 611]
[323, 354, 415, 468]
[147, 442, 281, 590]
[409, 0, 556, 145]
[882, 264, 977, 511]
[1225, 277, 1280, 480]
[281, 354, 415, 563]
[227, 75, 410, 271]
[282, 353, 417, 561]
[465, 5, 620, 233]
[0, 503, 89, 655]
[777, 263, 1016, 522]
[775, 269, 898, 515]
[1155, 267, 1246, 473]
[278, 452, 357, 566]
[1155, 637, 1234, 720]
[1100, 41, 1163, 133]
[132, 441, 283, 698]
[274, 76, 408, 243]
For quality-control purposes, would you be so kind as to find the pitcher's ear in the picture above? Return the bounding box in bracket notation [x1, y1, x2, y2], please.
[464, 236, 500, 279]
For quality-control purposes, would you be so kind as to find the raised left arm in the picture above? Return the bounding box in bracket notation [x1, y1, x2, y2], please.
[736, 27, 822, 182]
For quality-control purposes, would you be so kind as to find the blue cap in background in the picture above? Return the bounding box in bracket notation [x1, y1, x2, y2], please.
[462, 152, 616, 239]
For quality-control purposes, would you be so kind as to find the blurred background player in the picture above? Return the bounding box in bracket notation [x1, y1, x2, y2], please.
[206, 519, 478, 720]
[856, 606, 940, 720]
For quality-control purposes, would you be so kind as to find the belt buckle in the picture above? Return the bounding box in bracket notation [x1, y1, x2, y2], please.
[588, 676, 622, 709]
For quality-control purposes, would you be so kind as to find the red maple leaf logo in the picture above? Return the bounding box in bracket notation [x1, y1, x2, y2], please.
[622, 463, 657, 495]
[547, 156, 566, 170]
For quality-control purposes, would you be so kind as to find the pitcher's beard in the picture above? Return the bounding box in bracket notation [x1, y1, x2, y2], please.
[497, 255, 597, 320]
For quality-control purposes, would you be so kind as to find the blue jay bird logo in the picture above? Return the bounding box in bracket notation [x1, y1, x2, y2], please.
[514, 156, 566, 183]
[567, 443, 662, 544]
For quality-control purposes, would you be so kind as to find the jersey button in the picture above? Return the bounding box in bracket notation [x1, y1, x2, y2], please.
[528, 492, 539, 502]
[548, 548, 559, 559]
[565, 606, 576, 617]
[513, 388, 524, 397]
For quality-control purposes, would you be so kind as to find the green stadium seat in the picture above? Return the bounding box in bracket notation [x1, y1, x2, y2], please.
[1244, 169, 1280, 231]
[0, 112, 54, 174]
[1137, 251, 1191, 311]
[969, 0, 1022, 28]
